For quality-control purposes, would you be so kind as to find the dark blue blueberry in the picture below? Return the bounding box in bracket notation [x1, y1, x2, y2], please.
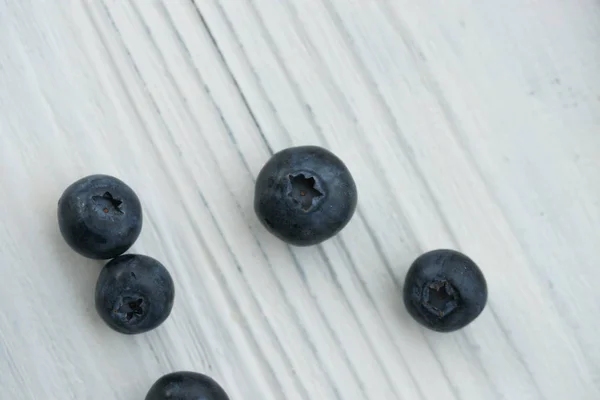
[403, 249, 488, 332]
[57, 174, 143, 259]
[254, 146, 358, 246]
[145, 371, 230, 400]
[95, 254, 174, 335]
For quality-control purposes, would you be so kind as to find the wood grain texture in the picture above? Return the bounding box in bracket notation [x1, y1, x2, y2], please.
[1, 0, 599, 399]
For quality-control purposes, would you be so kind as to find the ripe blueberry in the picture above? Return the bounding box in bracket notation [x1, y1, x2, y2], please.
[254, 146, 357, 246]
[403, 249, 487, 332]
[145, 371, 230, 400]
[95, 254, 175, 335]
[57, 174, 143, 259]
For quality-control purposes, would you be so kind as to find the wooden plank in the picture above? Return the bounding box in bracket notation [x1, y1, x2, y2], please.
[0, 0, 598, 398]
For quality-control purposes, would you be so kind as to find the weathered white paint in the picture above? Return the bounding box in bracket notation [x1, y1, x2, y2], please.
[0, 0, 599, 399]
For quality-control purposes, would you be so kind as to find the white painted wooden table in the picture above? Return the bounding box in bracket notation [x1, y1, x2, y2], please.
[1, 1, 599, 399]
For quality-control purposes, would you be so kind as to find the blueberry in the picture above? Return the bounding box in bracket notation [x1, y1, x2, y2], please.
[95, 254, 174, 335]
[254, 146, 357, 246]
[403, 249, 488, 332]
[145, 371, 230, 400]
[57, 174, 143, 259]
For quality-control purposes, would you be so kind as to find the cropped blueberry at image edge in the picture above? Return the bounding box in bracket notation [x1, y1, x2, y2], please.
[403, 249, 488, 332]
[145, 371, 230, 400]
[95, 254, 175, 335]
[254, 145, 358, 246]
[57, 174, 143, 259]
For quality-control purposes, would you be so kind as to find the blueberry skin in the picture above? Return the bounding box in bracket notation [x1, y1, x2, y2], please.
[145, 371, 230, 400]
[254, 146, 358, 246]
[57, 174, 143, 259]
[403, 249, 487, 332]
[95, 254, 175, 335]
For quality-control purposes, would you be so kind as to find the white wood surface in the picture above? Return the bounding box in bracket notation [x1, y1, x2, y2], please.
[1, 0, 599, 399]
